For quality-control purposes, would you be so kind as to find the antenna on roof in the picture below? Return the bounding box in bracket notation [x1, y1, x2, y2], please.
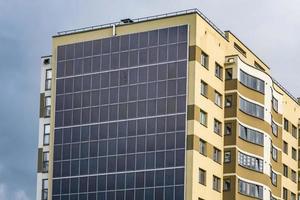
[121, 18, 134, 24]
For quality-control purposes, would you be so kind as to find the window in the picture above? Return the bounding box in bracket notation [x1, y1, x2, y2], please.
[234, 43, 247, 57]
[45, 96, 51, 117]
[239, 124, 264, 145]
[292, 125, 297, 138]
[254, 61, 264, 71]
[225, 68, 232, 80]
[238, 179, 263, 199]
[224, 151, 231, 163]
[199, 168, 206, 185]
[214, 119, 222, 135]
[225, 95, 232, 107]
[271, 145, 278, 161]
[43, 124, 50, 145]
[291, 192, 296, 200]
[200, 110, 207, 126]
[213, 147, 221, 163]
[225, 123, 232, 135]
[271, 121, 278, 136]
[284, 118, 289, 131]
[271, 170, 277, 186]
[42, 179, 48, 200]
[291, 170, 296, 182]
[283, 188, 288, 200]
[215, 63, 223, 80]
[292, 147, 297, 160]
[238, 151, 263, 172]
[283, 165, 288, 177]
[283, 141, 288, 154]
[201, 81, 208, 97]
[214, 91, 222, 107]
[45, 69, 52, 90]
[270, 194, 277, 200]
[43, 151, 49, 173]
[240, 69, 264, 93]
[240, 97, 264, 119]
[200, 51, 209, 69]
[199, 139, 207, 155]
[223, 179, 231, 191]
[213, 176, 221, 192]
[272, 97, 278, 112]
[43, 58, 50, 65]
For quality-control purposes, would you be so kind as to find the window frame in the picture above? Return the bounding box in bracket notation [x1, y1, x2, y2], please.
[224, 151, 231, 163]
[45, 69, 52, 91]
[200, 51, 209, 69]
[214, 90, 222, 108]
[225, 68, 232, 80]
[200, 110, 207, 127]
[42, 151, 49, 173]
[199, 168, 206, 185]
[225, 95, 232, 107]
[200, 80, 208, 97]
[199, 139, 207, 156]
[213, 119, 222, 135]
[215, 62, 223, 80]
[44, 96, 51, 117]
[43, 124, 50, 146]
[213, 147, 221, 164]
[213, 175, 221, 192]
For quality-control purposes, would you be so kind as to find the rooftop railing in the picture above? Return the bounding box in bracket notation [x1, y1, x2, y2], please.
[56, 8, 226, 38]
[272, 78, 299, 104]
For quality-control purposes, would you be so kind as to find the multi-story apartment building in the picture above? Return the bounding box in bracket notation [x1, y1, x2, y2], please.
[36, 8, 300, 200]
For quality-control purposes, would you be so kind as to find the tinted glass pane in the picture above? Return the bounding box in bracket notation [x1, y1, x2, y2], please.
[53, 25, 188, 199]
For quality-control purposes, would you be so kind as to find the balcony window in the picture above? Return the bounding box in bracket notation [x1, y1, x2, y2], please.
[42, 179, 48, 200]
[43, 124, 50, 145]
[43, 151, 49, 173]
[224, 123, 232, 135]
[225, 95, 232, 107]
[225, 68, 232, 80]
[223, 179, 231, 191]
[224, 151, 231, 163]
[238, 179, 263, 199]
[271, 170, 277, 186]
[240, 97, 264, 119]
[272, 97, 278, 112]
[240, 69, 264, 93]
[271, 121, 278, 136]
[45, 69, 52, 90]
[271, 145, 278, 161]
[45, 96, 51, 117]
[239, 124, 264, 146]
[238, 151, 263, 172]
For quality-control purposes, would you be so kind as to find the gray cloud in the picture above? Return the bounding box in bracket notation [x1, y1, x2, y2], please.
[0, 0, 299, 199]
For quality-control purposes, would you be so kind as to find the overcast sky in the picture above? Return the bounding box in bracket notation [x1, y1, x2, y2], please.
[0, 0, 299, 199]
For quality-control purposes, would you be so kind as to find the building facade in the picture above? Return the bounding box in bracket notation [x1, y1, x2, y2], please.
[36, 9, 300, 200]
